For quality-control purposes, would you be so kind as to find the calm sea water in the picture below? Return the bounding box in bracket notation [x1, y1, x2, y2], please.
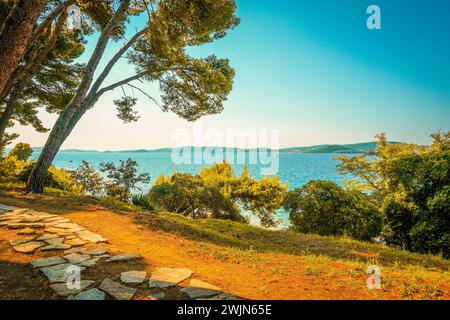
[30, 150, 355, 228]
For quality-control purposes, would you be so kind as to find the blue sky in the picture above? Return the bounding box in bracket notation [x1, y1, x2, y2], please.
[14, 0, 450, 150]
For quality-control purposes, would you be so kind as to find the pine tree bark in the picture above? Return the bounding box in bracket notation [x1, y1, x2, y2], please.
[0, 0, 46, 94]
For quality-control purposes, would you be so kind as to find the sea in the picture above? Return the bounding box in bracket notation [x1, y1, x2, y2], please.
[29, 150, 357, 229]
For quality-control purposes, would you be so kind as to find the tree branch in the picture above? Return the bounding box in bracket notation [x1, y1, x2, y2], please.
[92, 72, 147, 102]
[88, 28, 146, 98]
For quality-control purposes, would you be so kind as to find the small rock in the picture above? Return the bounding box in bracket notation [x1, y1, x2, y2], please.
[99, 278, 137, 300]
[51, 280, 95, 296]
[181, 279, 222, 299]
[13, 241, 43, 254]
[64, 253, 91, 265]
[80, 249, 107, 255]
[31, 256, 65, 268]
[67, 288, 106, 300]
[149, 268, 193, 288]
[42, 243, 72, 251]
[148, 292, 165, 300]
[105, 253, 141, 263]
[121, 271, 147, 284]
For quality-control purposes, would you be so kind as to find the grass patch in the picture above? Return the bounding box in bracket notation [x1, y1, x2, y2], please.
[135, 211, 450, 271]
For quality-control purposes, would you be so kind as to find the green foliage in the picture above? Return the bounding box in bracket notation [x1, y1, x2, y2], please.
[7, 142, 33, 161]
[72, 160, 104, 196]
[149, 162, 287, 227]
[131, 193, 155, 211]
[18, 162, 81, 193]
[100, 158, 150, 202]
[114, 96, 139, 123]
[0, 155, 26, 182]
[337, 131, 450, 258]
[283, 180, 382, 241]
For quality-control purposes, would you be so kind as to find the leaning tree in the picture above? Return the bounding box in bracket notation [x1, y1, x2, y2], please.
[27, 0, 239, 193]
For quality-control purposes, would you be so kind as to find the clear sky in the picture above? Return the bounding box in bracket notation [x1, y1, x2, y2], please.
[12, 0, 450, 150]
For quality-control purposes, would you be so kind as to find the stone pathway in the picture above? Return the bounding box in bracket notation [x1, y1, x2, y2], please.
[0, 204, 241, 300]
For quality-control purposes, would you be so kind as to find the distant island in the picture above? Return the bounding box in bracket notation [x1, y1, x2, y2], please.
[26, 142, 400, 155]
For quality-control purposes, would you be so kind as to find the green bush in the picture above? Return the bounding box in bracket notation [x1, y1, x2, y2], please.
[72, 160, 104, 196]
[337, 131, 450, 258]
[148, 162, 286, 227]
[131, 193, 155, 211]
[283, 180, 382, 241]
[18, 163, 81, 193]
[100, 159, 150, 202]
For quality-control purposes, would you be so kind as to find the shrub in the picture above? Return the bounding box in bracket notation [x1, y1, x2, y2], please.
[18, 162, 81, 193]
[131, 193, 155, 211]
[72, 160, 104, 196]
[148, 162, 286, 227]
[283, 180, 382, 241]
[0, 155, 26, 182]
[100, 158, 150, 202]
[7, 142, 33, 161]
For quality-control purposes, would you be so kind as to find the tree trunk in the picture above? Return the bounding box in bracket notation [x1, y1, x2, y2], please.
[26, 100, 91, 193]
[0, 99, 15, 139]
[0, 0, 46, 94]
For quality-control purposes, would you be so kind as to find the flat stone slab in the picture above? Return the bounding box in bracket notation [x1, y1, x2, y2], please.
[149, 268, 193, 288]
[8, 222, 45, 229]
[50, 280, 95, 297]
[9, 237, 35, 246]
[79, 258, 100, 268]
[65, 248, 81, 254]
[40, 263, 86, 283]
[105, 253, 141, 263]
[17, 228, 37, 235]
[65, 238, 87, 247]
[121, 271, 147, 284]
[31, 256, 66, 268]
[181, 279, 222, 299]
[40, 263, 70, 283]
[80, 249, 108, 255]
[45, 227, 75, 236]
[67, 288, 106, 300]
[13, 241, 43, 254]
[0, 204, 16, 212]
[53, 223, 84, 230]
[148, 292, 166, 300]
[64, 253, 91, 265]
[45, 237, 64, 245]
[36, 233, 60, 241]
[99, 278, 137, 300]
[76, 230, 108, 243]
[41, 243, 72, 251]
